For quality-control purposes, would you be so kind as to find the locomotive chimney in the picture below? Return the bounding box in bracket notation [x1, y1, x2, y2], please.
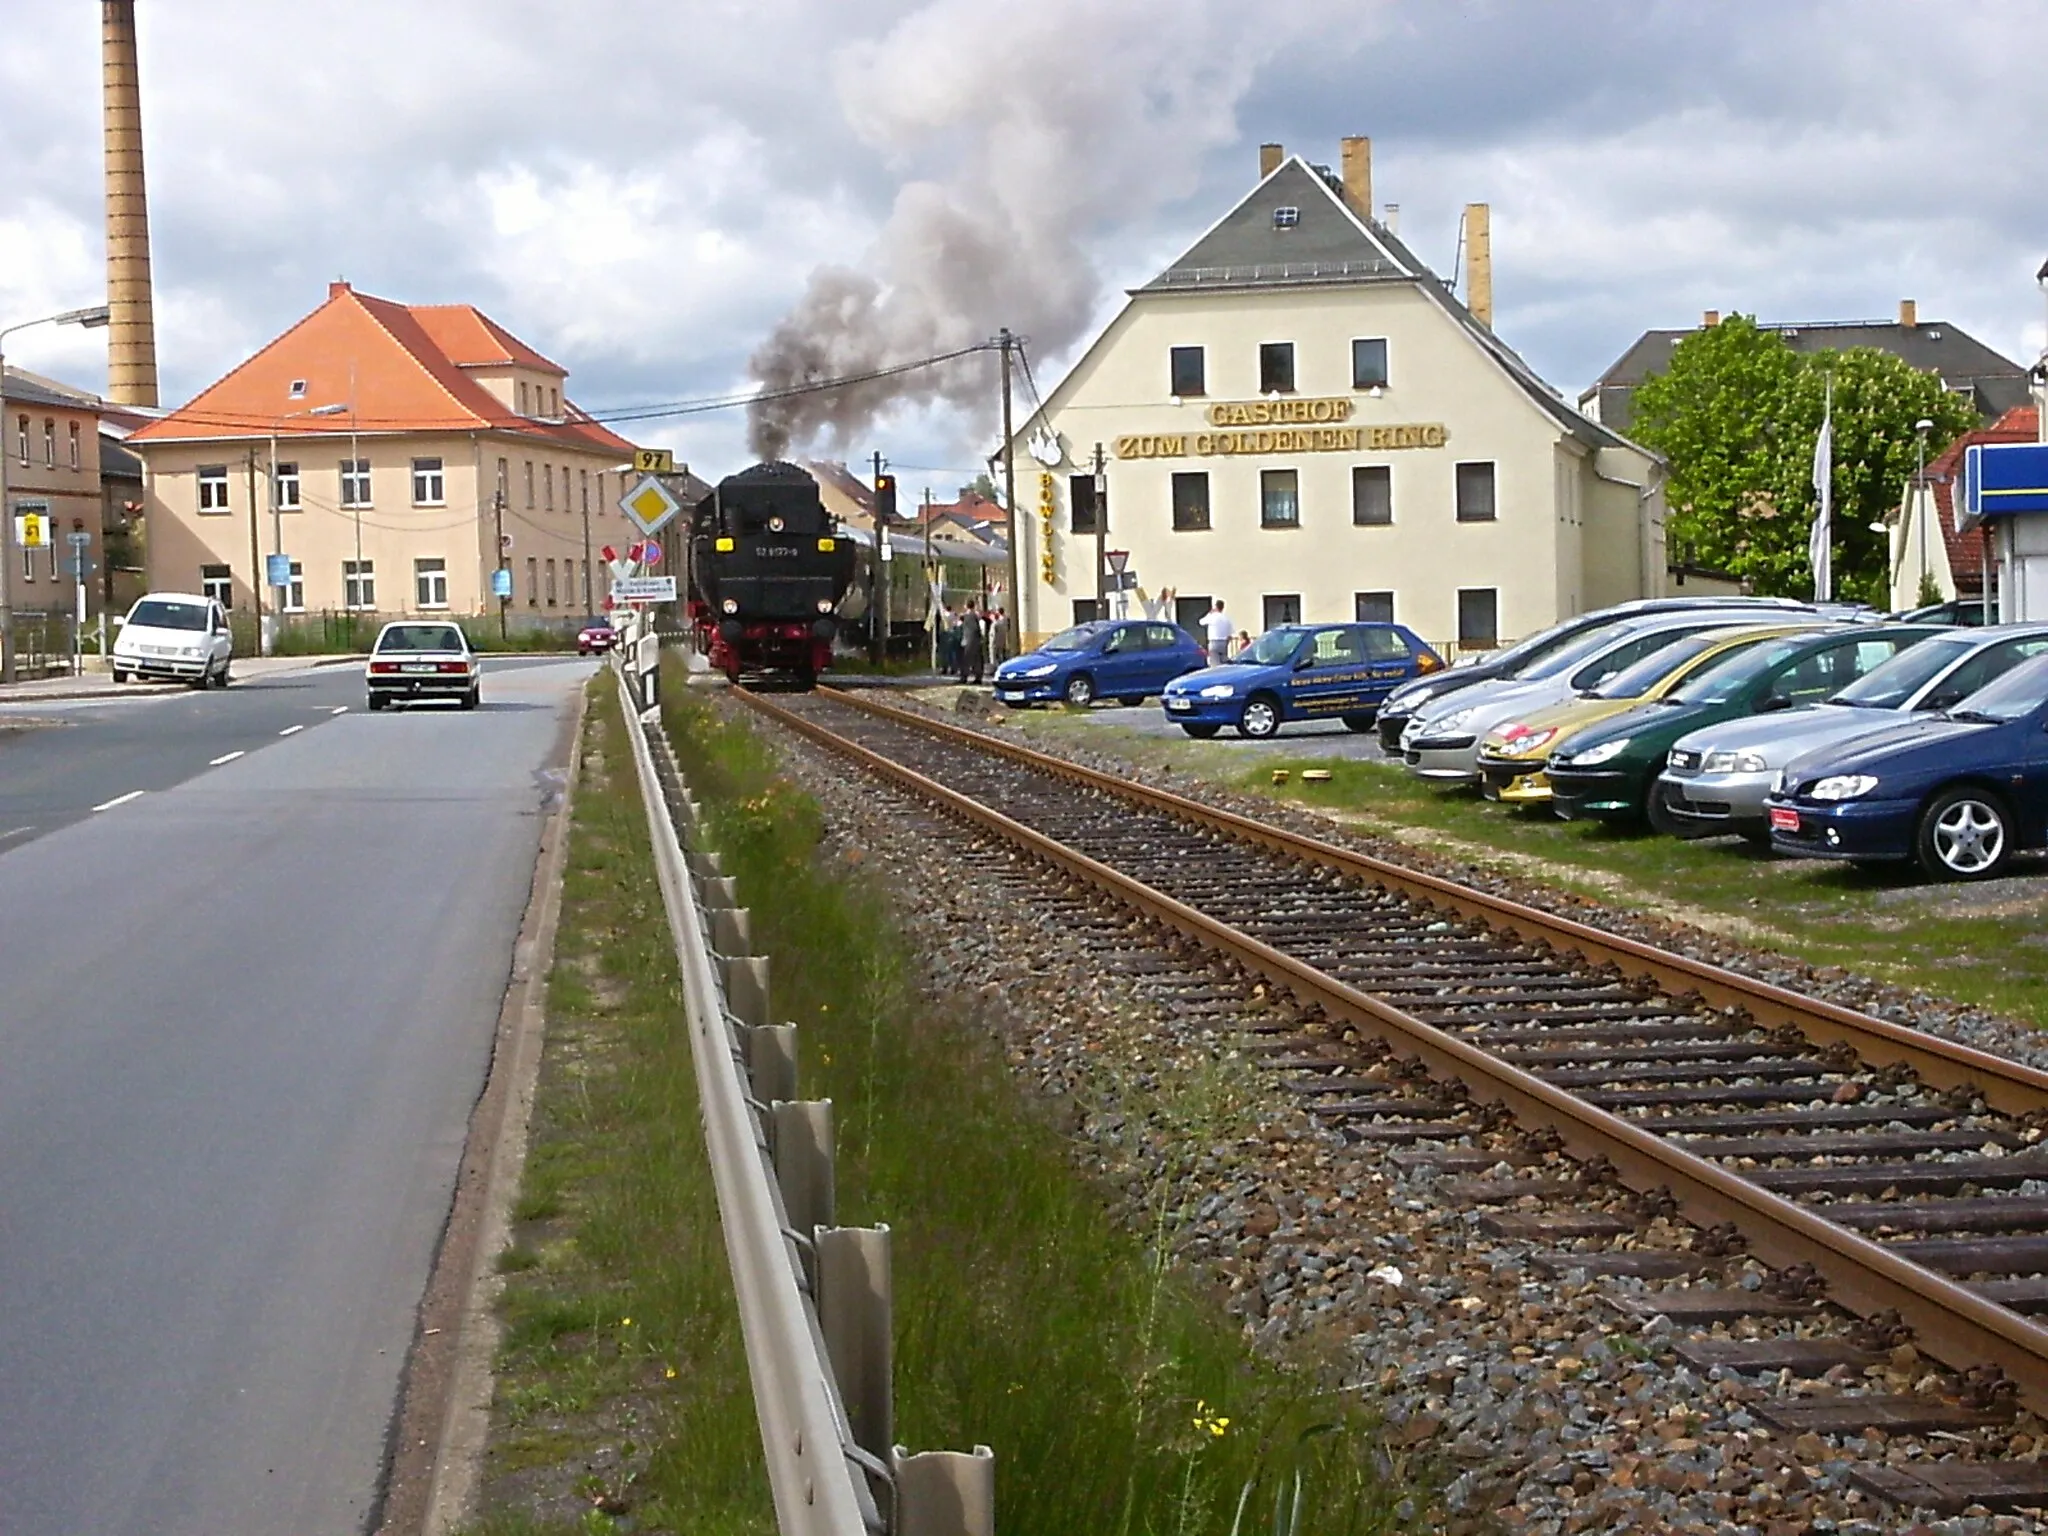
[102, 0, 159, 407]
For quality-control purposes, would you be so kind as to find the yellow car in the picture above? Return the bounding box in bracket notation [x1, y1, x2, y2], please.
[1475, 625, 1822, 805]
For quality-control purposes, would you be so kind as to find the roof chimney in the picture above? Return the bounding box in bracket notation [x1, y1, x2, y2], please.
[1900, 298, 1918, 328]
[1258, 142, 1284, 179]
[1383, 202, 1400, 234]
[1464, 203, 1492, 329]
[329, 280, 353, 300]
[101, 0, 158, 408]
[1339, 136, 1371, 219]
[1702, 309, 1721, 327]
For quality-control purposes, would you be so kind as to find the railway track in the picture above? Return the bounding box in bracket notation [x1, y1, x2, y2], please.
[732, 684, 2048, 1517]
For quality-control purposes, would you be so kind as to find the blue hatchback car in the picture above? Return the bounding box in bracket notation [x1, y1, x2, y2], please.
[1161, 622, 1444, 739]
[992, 619, 1206, 708]
[1762, 652, 2048, 880]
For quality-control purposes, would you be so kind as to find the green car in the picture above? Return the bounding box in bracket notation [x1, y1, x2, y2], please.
[1544, 625, 1939, 828]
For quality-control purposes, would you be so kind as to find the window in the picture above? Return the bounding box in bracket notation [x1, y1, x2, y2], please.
[412, 457, 444, 505]
[1169, 346, 1206, 398]
[1071, 598, 1103, 624]
[43, 419, 55, 467]
[1352, 465, 1392, 525]
[288, 379, 307, 399]
[549, 388, 559, 416]
[20, 546, 32, 582]
[1457, 588, 1499, 650]
[340, 458, 371, 508]
[343, 559, 376, 610]
[1171, 471, 1210, 531]
[544, 464, 554, 511]
[580, 468, 589, 514]
[1174, 595, 1211, 637]
[14, 414, 26, 466]
[1364, 626, 1412, 660]
[1069, 474, 1101, 534]
[524, 461, 535, 508]
[274, 462, 300, 510]
[495, 457, 508, 504]
[517, 381, 529, 414]
[1260, 468, 1300, 528]
[1355, 591, 1395, 624]
[68, 421, 80, 470]
[197, 464, 230, 513]
[1455, 461, 1497, 522]
[1145, 623, 1179, 650]
[1259, 342, 1295, 395]
[1351, 338, 1389, 390]
[46, 539, 56, 581]
[545, 558, 558, 606]
[200, 563, 232, 608]
[415, 557, 448, 609]
[526, 557, 539, 606]
[1262, 594, 1302, 630]
[1272, 206, 1300, 229]
[285, 561, 305, 613]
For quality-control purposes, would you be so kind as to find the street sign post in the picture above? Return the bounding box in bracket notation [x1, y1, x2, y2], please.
[266, 552, 291, 587]
[611, 575, 678, 605]
[491, 567, 513, 600]
[618, 474, 681, 537]
[632, 448, 675, 475]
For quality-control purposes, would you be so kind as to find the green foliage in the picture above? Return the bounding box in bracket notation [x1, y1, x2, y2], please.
[1917, 569, 1945, 608]
[1631, 316, 1977, 602]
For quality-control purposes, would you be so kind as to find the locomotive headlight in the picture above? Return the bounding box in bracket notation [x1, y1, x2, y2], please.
[817, 537, 835, 552]
[715, 537, 734, 552]
[721, 598, 739, 615]
[768, 516, 786, 532]
[816, 598, 835, 613]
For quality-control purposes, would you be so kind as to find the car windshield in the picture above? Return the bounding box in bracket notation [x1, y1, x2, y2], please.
[1664, 636, 1815, 705]
[1828, 635, 1975, 709]
[128, 599, 208, 631]
[1041, 622, 1109, 653]
[1244, 629, 1306, 665]
[1587, 633, 1739, 699]
[1947, 654, 2048, 723]
[377, 625, 466, 653]
[1491, 615, 1600, 674]
[1517, 624, 1653, 681]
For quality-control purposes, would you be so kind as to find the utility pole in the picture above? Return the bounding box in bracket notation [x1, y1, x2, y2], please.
[244, 449, 264, 651]
[997, 328, 1021, 656]
[580, 471, 594, 616]
[1092, 440, 1108, 619]
[870, 450, 890, 665]
[493, 489, 508, 639]
[923, 485, 935, 672]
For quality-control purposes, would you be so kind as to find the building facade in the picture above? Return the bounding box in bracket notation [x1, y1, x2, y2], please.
[1008, 146, 1668, 653]
[130, 283, 639, 626]
[4, 367, 109, 630]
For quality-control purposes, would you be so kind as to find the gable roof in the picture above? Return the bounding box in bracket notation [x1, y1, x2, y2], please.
[3, 365, 102, 413]
[129, 283, 631, 455]
[1929, 404, 2038, 583]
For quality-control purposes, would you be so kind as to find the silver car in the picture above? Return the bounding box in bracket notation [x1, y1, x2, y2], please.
[1656, 625, 2048, 842]
[1399, 613, 1814, 785]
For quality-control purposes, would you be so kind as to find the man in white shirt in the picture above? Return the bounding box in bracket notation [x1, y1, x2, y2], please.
[1203, 599, 1233, 665]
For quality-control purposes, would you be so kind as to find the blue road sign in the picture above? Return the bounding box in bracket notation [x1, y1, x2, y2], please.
[1966, 443, 2048, 518]
[491, 567, 514, 599]
[266, 552, 292, 586]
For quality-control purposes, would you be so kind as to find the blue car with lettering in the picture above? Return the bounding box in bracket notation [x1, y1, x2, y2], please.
[992, 619, 1207, 708]
[1161, 622, 1444, 739]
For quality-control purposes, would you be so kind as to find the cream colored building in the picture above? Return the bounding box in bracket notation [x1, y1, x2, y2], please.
[4, 367, 108, 622]
[1009, 142, 1668, 651]
[130, 283, 639, 627]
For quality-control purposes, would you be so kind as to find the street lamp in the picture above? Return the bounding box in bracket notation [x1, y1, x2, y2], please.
[1914, 416, 1935, 601]
[0, 304, 111, 682]
[268, 402, 345, 654]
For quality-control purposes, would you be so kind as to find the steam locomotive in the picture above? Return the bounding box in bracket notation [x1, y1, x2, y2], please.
[686, 462, 856, 686]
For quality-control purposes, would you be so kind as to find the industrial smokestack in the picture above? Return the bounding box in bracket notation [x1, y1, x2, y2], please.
[1339, 136, 1371, 219]
[102, 0, 158, 407]
[1464, 202, 1492, 329]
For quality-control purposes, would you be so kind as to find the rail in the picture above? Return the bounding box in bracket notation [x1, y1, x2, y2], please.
[615, 652, 992, 1536]
[740, 685, 2048, 1416]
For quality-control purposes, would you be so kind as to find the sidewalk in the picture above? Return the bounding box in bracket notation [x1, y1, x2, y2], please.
[0, 653, 363, 704]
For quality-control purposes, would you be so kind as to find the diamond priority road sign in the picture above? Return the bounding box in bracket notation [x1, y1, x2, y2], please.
[619, 474, 681, 537]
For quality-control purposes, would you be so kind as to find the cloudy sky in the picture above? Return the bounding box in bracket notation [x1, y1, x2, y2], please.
[4, 0, 2044, 505]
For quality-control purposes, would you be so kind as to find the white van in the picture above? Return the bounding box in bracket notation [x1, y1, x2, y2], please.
[111, 592, 234, 687]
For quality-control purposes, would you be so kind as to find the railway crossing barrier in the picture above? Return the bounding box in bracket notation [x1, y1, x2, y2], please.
[617, 662, 993, 1535]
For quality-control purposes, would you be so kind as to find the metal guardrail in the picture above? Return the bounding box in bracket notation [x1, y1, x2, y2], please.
[613, 640, 993, 1536]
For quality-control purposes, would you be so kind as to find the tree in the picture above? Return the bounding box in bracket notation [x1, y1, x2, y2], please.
[1630, 316, 1976, 602]
[958, 472, 1001, 504]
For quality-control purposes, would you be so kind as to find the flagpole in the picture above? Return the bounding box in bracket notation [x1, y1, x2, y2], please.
[1811, 375, 1834, 602]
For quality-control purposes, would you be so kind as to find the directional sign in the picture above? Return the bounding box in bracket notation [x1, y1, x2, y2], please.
[611, 575, 678, 605]
[618, 474, 681, 537]
[632, 448, 675, 475]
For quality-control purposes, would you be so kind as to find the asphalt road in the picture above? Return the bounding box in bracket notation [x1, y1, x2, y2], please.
[0, 656, 592, 1534]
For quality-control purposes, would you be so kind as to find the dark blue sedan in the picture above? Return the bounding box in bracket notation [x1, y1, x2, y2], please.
[1762, 653, 2048, 880]
[992, 619, 1206, 708]
[1160, 622, 1443, 739]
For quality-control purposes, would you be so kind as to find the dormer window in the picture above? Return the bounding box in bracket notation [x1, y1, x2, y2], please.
[288, 379, 307, 399]
[1272, 206, 1300, 229]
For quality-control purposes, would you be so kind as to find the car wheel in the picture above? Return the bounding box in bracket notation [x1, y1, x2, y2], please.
[1645, 782, 1687, 838]
[1738, 828, 1775, 851]
[1237, 695, 1281, 739]
[1181, 723, 1221, 739]
[1916, 786, 2013, 881]
[1063, 673, 1096, 707]
[1341, 713, 1375, 733]
[111, 667, 128, 683]
[367, 693, 387, 712]
[461, 685, 480, 710]
[216, 662, 231, 689]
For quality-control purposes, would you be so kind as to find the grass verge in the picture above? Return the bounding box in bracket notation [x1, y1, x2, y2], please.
[661, 676, 1415, 1536]
[465, 677, 772, 1535]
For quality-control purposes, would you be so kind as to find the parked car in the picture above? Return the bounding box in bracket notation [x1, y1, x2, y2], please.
[1161, 622, 1443, 739]
[365, 621, 481, 710]
[1474, 626, 1815, 806]
[1762, 653, 2048, 880]
[110, 592, 233, 688]
[992, 619, 1205, 707]
[1373, 596, 1817, 754]
[1544, 625, 1939, 827]
[1399, 612, 1823, 786]
[577, 616, 618, 655]
[1895, 598, 1991, 627]
[1657, 626, 2048, 843]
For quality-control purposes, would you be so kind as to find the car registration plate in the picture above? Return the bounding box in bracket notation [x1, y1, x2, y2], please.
[1769, 807, 1801, 833]
[997, 689, 1023, 700]
[401, 663, 437, 673]
[1166, 697, 1191, 711]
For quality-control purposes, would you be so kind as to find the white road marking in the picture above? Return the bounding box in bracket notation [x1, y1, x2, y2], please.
[210, 750, 245, 766]
[330, 705, 347, 715]
[93, 790, 144, 813]
[279, 724, 305, 737]
[0, 826, 31, 842]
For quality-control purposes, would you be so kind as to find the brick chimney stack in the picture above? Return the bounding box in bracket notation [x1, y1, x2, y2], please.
[1340, 137, 1371, 219]
[1900, 298, 1918, 328]
[101, 0, 158, 407]
[1464, 203, 1492, 329]
[1259, 143, 1284, 179]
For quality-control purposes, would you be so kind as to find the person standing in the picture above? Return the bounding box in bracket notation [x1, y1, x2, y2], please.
[1203, 599, 1233, 666]
[958, 603, 986, 684]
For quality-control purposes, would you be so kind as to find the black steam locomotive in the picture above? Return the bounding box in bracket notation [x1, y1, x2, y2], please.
[686, 462, 856, 686]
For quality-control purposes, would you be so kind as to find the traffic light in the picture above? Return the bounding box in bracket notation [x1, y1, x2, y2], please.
[874, 472, 898, 523]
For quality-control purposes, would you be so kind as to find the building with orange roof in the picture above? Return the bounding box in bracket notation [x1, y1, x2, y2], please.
[1887, 403, 2039, 612]
[129, 282, 641, 630]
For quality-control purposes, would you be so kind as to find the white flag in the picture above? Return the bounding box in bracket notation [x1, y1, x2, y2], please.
[1809, 381, 1833, 601]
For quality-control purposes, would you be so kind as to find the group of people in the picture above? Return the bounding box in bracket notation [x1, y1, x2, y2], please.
[1202, 599, 1254, 664]
[936, 602, 1006, 683]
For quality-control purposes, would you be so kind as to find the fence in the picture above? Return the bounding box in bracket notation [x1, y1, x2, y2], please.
[223, 609, 588, 657]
